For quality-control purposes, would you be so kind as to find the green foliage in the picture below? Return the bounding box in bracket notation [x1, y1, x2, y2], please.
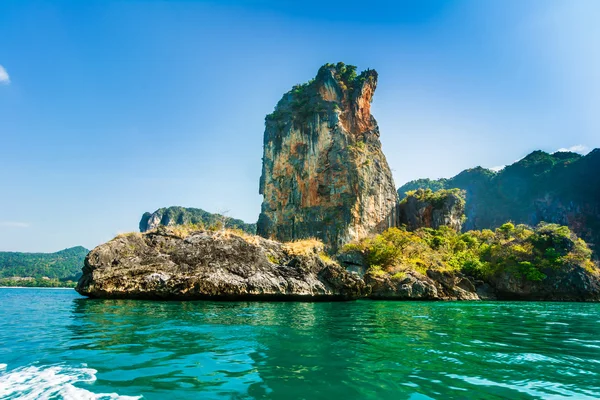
[266, 253, 280, 264]
[396, 149, 600, 259]
[318, 252, 334, 264]
[340, 222, 597, 282]
[391, 271, 407, 281]
[369, 265, 387, 276]
[498, 222, 515, 235]
[517, 261, 546, 281]
[0, 246, 88, 282]
[397, 179, 450, 200]
[401, 188, 466, 209]
[335, 62, 358, 86]
[348, 140, 366, 153]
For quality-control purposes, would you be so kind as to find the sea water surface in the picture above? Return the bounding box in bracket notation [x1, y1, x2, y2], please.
[0, 289, 599, 399]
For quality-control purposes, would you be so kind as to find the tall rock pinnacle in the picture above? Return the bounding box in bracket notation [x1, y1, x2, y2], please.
[257, 62, 398, 250]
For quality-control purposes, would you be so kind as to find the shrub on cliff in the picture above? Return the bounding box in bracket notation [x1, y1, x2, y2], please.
[340, 222, 597, 282]
[397, 149, 600, 259]
[401, 188, 466, 209]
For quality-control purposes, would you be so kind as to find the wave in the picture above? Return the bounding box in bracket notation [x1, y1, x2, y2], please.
[0, 363, 141, 400]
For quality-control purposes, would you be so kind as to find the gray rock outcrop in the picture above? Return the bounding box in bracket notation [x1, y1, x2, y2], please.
[365, 270, 481, 300]
[76, 227, 366, 301]
[490, 264, 600, 301]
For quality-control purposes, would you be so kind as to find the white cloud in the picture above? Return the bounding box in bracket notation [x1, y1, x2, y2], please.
[489, 165, 505, 172]
[0, 222, 30, 228]
[0, 65, 9, 85]
[555, 144, 589, 154]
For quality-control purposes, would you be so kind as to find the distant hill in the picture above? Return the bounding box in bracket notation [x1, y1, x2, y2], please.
[397, 149, 600, 256]
[0, 246, 89, 283]
[140, 206, 257, 234]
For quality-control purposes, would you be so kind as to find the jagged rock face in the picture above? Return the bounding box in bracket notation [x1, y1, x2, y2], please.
[399, 189, 466, 232]
[490, 264, 600, 301]
[363, 265, 600, 301]
[140, 206, 256, 234]
[258, 63, 398, 251]
[365, 270, 481, 301]
[76, 228, 366, 301]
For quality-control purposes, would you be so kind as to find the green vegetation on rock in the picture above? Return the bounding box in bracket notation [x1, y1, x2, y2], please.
[265, 62, 376, 127]
[341, 222, 597, 283]
[397, 149, 600, 257]
[401, 188, 466, 208]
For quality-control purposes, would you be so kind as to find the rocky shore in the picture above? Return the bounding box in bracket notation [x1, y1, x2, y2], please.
[76, 227, 366, 301]
[76, 226, 600, 302]
[356, 265, 600, 302]
[76, 63, 600, 303]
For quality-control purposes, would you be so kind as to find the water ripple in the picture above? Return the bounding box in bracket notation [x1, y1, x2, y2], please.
[1, 289, 600, 399]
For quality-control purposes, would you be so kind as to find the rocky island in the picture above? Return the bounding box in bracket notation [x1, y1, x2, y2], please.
[76, 63, 600, 302]
[76, 226, 365, 300]
[258, 62, 398, 251]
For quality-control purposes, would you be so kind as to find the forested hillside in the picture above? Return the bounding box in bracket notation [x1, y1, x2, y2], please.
[0, 246, 89, 286]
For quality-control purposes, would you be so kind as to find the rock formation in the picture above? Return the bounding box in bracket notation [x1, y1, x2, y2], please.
[366, 269, 486, 301]
[399, 188, 466, 232]
[76, 63, 600, 303]
[398, 149, 600, 257]
[356, 265, 599, 301]
[489, 264, 600, 301]
[140, 206, 256, 234]
[76, 227, 366, 301]
[258, 62, 398, 251]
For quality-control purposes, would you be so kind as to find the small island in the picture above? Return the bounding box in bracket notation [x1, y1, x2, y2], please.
[75, 63, 600, 302]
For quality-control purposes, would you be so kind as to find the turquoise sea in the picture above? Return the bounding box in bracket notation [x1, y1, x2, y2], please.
[0, 288, 599, 399]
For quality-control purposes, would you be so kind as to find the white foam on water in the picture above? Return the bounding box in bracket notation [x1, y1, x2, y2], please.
[0, 363, 142, 399]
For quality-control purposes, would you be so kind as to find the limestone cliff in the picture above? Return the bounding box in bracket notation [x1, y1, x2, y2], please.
[258, 63, 398, 251]
[140, 206, 256, 234]
[399, 188, 466, 232]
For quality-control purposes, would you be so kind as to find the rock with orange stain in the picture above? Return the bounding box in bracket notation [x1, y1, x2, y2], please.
[257, 63, 398, 251]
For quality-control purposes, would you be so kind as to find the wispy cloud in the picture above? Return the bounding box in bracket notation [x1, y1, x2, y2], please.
[0, 222, 30, 228]
[555, 144, 589, 154]
[0, 65, 9, 85]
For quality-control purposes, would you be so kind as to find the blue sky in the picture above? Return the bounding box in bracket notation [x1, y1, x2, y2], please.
[1, 0, 599, 252]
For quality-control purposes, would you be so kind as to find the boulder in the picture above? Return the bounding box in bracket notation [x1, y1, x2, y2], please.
[399, 189, 466, 232]
[365, 269, 480, 300]
[490, 264, 600, 301]
[76, 227, 366, 301]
